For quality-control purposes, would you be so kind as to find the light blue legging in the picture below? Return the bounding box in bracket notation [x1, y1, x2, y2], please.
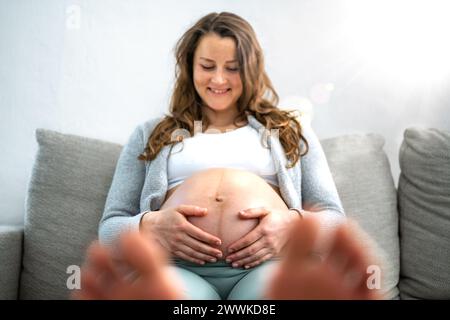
[170, 258, 280, 300]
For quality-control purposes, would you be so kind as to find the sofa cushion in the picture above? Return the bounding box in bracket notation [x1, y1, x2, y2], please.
[21, 129, 122, 299]
[0, 226, 23, 299]
[322, 134, 400, 299]
[398, 127, 450, 299]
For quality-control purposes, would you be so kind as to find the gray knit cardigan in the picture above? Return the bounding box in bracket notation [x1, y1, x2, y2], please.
[99, 115, 345, 246]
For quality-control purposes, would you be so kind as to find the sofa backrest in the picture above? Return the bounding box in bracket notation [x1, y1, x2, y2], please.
[21, 129, 122, 299]
[322, 133, 400, 299]
[23, 127, 401, 299]
[398, 127, 450, 299]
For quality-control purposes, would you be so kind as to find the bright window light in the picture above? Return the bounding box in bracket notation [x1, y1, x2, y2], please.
[342, 0, 450, 87]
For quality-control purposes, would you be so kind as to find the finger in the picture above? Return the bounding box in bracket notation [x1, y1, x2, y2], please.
[177, 243, 218, 263]
[239, 207, 270, 219]
[244, 253, 273, 269]
[119, 231, 167, 276]
[173, 250, 205, 265]
[227, 227, 262, 253]
[227, 238, 265, 262]
[185, 223, 222, 246]
[233, 247, 270, 268]
[183, 235, 223, 259]
[177, 204, 208, 217]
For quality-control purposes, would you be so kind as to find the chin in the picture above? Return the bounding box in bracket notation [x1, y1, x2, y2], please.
[210, 106, 232, 111]
[206, 102, 234, 111]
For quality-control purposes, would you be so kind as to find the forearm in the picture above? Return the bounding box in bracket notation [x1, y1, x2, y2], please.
[99, 213, 146, 247]
[98, 125, 147, 247]
[300, 123, 346, 227]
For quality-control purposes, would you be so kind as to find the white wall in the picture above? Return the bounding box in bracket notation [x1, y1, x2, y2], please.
[1, 0, 449, 225]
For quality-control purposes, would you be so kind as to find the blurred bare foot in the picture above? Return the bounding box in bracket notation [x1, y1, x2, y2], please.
[265, 216, 383, 300]
[74, 217, 383, 300]
[73, 232, 182, 300]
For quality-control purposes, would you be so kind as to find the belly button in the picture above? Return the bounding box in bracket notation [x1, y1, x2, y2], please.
[215, 195, 224, 202]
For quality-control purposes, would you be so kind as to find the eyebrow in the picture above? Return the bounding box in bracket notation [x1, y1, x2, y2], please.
[199, 57, 238, 63]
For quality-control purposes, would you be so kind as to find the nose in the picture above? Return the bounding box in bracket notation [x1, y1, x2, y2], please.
[211, 69, 226, 85]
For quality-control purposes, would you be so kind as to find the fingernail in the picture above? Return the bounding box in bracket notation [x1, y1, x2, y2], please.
[216, 253, 222, 258]
[244, 265, 250, 269]
[232, 263, 238, 268]
[209, 258, 217, 263]
[226, 258, 231, 263]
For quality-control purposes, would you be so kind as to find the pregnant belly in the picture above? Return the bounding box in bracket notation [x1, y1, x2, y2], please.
[159, 168, 288, 256]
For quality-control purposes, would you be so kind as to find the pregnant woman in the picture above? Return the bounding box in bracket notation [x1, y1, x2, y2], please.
[96, 12, 348, 300]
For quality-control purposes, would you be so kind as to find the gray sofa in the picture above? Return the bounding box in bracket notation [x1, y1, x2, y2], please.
[1, 126, 449, 300]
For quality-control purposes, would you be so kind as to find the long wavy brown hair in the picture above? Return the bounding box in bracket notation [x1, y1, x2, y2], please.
[138, 12, 308, 168]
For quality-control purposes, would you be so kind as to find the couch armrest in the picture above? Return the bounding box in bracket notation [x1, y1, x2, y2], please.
[0, 226, 23, 299]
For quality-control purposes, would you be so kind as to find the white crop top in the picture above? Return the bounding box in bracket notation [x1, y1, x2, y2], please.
[167, 125, 278, 190]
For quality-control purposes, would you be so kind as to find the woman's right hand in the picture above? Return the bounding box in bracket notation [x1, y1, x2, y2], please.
[139, 204, 223, 265]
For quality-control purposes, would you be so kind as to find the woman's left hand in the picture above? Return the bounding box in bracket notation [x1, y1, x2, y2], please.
[225, 207, 298, 269]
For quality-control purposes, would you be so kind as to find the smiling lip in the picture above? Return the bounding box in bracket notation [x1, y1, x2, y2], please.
[208, 88, 230, 95]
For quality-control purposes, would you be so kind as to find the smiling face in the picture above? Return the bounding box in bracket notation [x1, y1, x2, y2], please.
[193, 33, 243, 114]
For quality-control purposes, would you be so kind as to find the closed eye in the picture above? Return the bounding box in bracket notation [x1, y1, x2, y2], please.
[200, 65, 240, 72]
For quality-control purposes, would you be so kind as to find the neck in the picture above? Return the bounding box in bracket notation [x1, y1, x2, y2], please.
[202, 105, 242, 128]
